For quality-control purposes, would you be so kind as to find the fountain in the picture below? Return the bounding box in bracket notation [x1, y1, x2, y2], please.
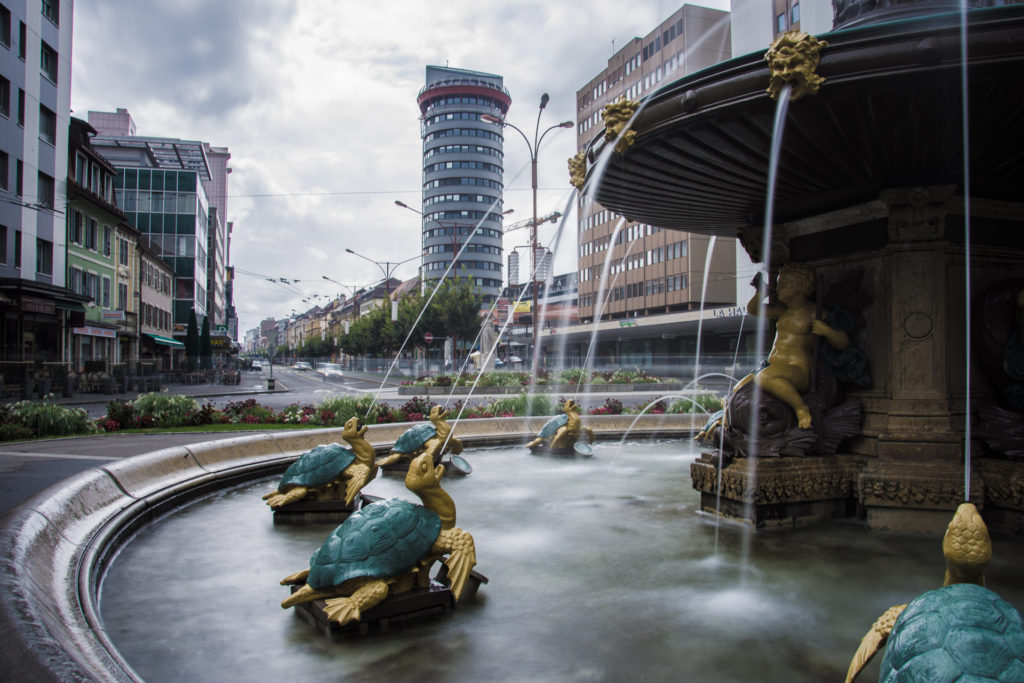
[580, 0, 1024, 533]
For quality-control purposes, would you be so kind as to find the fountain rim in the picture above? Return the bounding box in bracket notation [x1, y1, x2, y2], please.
[584, 4, 1024, 235]
[0, 414, 700, 682]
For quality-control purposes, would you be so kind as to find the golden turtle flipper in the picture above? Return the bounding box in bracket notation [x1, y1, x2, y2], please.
[280, 568, 310, 585]
[436, 527, 476, 601]
[525, 437, 542, 449]
[845, 603, 907, 683]
[343, 463, 370, 505]
[323, 580, 390, 626]
[261, 489, 279, 500]
[376, 453, 402, 467]
[449, 438, 464, 455]
[265, 486, 308, 509]
[280, 582, 337, 608]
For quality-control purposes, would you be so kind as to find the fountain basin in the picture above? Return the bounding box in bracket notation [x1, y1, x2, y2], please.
[0, 414, 698, 681]
[99, 442, 1024, 681]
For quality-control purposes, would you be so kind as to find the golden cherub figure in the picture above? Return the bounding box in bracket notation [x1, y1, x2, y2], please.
[734, 263, 849, 429]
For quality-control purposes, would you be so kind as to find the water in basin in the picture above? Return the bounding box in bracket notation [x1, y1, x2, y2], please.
[100, 441, 1024, 682]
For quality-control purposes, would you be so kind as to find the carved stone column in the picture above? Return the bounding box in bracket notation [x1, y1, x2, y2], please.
[860, 186, 980, 532]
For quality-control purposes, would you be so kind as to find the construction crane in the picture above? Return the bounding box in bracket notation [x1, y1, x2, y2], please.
[504, 211, 561, 232]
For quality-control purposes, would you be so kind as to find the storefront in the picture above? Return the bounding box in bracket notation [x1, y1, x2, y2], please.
[72, 324, 119, 372]
[142, 333, 184, 370]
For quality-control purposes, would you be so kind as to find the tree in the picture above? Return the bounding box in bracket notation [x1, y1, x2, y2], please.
[185, 309, 199, 372]
[200, 316, 213, 370]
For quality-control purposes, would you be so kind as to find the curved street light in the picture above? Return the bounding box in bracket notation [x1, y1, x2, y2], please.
[481, 94, 573, 362]
[343, 248, 420, 299]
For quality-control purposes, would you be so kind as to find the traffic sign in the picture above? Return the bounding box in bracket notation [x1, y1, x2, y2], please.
[424, 332, 434, 344]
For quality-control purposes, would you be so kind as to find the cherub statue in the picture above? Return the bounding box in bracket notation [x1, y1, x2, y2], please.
[735, 263, 849, 429]
[698, 263, 869, 457]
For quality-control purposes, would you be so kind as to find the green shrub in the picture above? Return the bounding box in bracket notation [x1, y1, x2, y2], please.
[317, 395, 380, 424]
[667, 393, 723, 414]
[105, 399, 137, 427]
[590, 376, 607, 385]
[488, 392, 554, 417]
[8, 397, 95, 437]
[132, 391, 199, 427]
[0, 422, 36, 442]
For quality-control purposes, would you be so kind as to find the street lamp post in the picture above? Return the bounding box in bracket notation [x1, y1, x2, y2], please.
[482, 95, 572, 367]
[343, 249, 420, 300]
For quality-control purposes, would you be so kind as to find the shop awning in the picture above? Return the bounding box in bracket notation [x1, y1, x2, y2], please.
[144, 333, 185, 348]
[55, 301, 87, 312]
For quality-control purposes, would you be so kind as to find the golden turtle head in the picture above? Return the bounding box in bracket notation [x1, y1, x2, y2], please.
[405, 451, 445, 493]
[342, 416, 366, 439]
[429, 404, 448, 423]
[563, 399, 579, 415]
[942, 502, 991, 587]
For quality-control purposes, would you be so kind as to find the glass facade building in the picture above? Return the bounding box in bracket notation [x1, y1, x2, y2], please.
[114, 167, 209, 326]
[418, 66, 510, 300]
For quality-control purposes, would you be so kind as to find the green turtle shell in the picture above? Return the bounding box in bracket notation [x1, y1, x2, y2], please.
[306, 499, 441, 589]
[537, 413, 569, 439]
[278, 443, 356, 490]
[880, 583, 1024, 682]
[393, 422, 437, 454]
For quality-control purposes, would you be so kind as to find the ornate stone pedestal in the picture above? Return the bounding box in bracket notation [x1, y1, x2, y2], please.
[690, 453, 859, 528]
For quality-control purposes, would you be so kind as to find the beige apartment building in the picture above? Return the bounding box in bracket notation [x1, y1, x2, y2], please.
[575, 4, 736, 326]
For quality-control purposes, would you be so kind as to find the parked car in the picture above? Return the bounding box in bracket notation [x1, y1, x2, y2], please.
[294, 361, 312, 371]
[251, 359, 263, 371]
[319, 363, 343, 379]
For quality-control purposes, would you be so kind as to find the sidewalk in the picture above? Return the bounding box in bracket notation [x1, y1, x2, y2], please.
[0, 372, 288, 408]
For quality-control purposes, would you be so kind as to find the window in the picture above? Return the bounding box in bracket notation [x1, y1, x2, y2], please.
[16, 88, 23, 125]
[69, 209, 82, 244]
[0, 225, 5, 263]
[776, 12, 787, 33]
[68, 267, 81, 294]
[103, 226, 111, 256]
[35, 238, 52, 275]
[90, 163, 99, 194]
[792, 1, 800, 23]
[14, 228, 20, 268]
[117, 282, 127, 310]
[86, 218, 97, 250]
[18, 21, 24, 59]
[0, 5, 9, 48]
[119, 237, 129, 265]
[40, 41, 57, 82]
[0, 75, 8, 117]
[38, 104, 56, 144]
[15, 158, 21, 196]
[0, 150, 6, 190]
[102, 277, 110, 308]
[37, 171, 54, 208]
[41, 0, 58, 25]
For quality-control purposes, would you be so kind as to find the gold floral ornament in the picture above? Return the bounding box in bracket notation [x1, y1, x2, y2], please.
[765, 30, 828, 101]
[602, 96, 640, 153]
[568, 151, 587, 191]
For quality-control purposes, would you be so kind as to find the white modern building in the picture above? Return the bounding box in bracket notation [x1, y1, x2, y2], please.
[0, 0, 81, 365]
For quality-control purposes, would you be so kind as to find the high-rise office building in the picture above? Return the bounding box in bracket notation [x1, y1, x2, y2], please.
[87, 109, 232, 337]
[575, 5, 735, 325]
[418, 66, 509, 300]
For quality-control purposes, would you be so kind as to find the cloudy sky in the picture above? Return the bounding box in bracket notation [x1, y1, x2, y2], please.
[70, 0, 730, 335]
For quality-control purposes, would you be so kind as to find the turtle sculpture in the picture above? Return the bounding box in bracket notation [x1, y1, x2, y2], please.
[389, 404, 463, 465]
[845, 503, 1024, 682]
[525, 398, 595, 455]
[279, 451, 477, 627]
[262, 416, 387, 509]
